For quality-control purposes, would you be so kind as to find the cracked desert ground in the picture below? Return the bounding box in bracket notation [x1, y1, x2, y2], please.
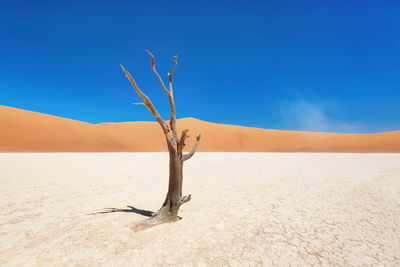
[1, 153, 399, 266]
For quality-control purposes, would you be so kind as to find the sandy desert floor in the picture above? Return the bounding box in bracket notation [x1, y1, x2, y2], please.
[0, 153, 399, 266]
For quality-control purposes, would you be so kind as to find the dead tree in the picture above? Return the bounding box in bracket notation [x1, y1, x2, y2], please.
[121, 50, 201, 231]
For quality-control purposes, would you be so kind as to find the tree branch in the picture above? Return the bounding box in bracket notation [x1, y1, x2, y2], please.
[168, 56, 178, 96]
[145, 50, 169, 95]
[146, 50, 178, 142]
[178, 129, 189, 156]
[168, 55, 178, 141]
[182, 133, 201, 161]
[121, 65, 170, 137]
[180, 194, 191, 205]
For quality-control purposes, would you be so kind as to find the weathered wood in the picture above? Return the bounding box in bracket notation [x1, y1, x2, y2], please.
[120, 65, 170, 138]
[146, 50, 178, 143]
[183, 134, 201, 161]
[122, 51, 201, 231]
[168, 55, 178, 141]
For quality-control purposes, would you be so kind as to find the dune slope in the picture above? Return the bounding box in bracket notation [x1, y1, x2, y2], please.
[1, 105, 399, 152]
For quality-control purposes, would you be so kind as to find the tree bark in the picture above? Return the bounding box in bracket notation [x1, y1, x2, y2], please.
[121, 51, 200, 231]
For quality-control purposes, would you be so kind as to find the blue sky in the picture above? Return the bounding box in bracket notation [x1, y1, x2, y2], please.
[1, 0, 399, 133]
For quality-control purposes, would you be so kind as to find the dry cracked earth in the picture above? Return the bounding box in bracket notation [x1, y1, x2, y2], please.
[1, 153, 399, 266]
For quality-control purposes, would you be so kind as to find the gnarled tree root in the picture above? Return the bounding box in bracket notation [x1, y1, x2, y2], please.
[129, 214, 178, 232]
[129, 194, 191, 232]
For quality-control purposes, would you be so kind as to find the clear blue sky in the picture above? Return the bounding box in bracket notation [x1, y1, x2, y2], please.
[1, 0, 399, 133]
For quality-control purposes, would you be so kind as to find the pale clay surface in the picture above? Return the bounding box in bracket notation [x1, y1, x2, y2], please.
[0, 153, 399, 266]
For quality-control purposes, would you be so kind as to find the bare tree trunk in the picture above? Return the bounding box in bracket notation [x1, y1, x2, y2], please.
[157, 144, 183, 220]
[121, 51, 201, 231]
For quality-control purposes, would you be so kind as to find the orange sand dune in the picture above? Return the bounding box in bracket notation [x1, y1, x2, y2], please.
[1, 105, 399, 152]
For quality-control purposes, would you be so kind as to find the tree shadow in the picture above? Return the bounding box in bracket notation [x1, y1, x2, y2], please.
[90, 205, 183, 221]
[90, 206, 154, 217]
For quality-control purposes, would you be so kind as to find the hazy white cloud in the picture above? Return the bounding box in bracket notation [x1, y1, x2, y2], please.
[279, 101, 362, 133]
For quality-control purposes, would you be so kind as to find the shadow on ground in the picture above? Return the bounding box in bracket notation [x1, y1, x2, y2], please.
[90, 206, 154, 217]
[90, 205, 183, 220]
